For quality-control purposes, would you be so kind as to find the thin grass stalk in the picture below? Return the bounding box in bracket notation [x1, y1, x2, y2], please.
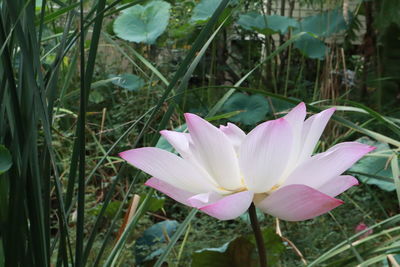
[75, 0, 86, 265]
[283, 31, 292, 97]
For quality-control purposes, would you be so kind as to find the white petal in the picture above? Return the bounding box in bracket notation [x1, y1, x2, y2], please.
[185, 113, 243, 190]
[219, 123, 246, 152]
[239, 118, 293, 193]
[298, 108, 335, 163]
[119, 147, 217, 194]
[283, 102, 306, 170]
[160, 130, 191, 158]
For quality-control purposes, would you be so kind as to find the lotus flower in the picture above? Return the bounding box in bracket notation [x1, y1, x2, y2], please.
[119, 103, 375, 221]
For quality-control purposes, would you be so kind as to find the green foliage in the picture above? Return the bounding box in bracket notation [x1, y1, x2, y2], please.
[191, 0, 222, 22]
[293, 34, 327, 60]
[374, 0, 400, 31]
[237, 12, 298, 34]
[134, 220, 180, 264]
[0, 145, 12, 175]
[296, 8, 348, 37]
[257, 228, 286, 265]
[110, 73, 145, 91]
[350, 137, 398, 191]
[114, 0, 171, 44]
[191, 228, 284, 267]
[222, 93, 269, 125]
[139, 193, 165, 212]
[90, 201, 122, 220]
[191, 237, 257, 267]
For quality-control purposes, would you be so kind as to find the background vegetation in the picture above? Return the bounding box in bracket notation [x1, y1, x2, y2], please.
[0, 0, 399, 266]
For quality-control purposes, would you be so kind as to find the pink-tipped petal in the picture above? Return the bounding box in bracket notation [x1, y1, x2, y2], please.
[160, 130, 191, 158]
[200, 191, 254, 220]
[219, 123, 246, 152]
[239, 118, 293, 193]
[184, 113, 242, 190]
[298, 107, 336, 162]
[145, 178, 194, 206]
[119, 147, 216, 194]
[318, 175, 359, 197]
[255, 184, 344, 221]
[283, 142, 375, 190]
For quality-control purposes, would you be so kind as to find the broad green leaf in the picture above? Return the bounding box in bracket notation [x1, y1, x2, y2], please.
[294, 34, 327, 59]
[89, 201, 122, 220]
[265, 15, 299, 34]
[237, 12, 298, 34]
[191, 228, 284, 267]
[191, 0, 222, 22]
[237, 12, 266, 31]
[191, 237, 257, 267]
[257, 228, 285, 266]
[297, 8, 348, 37]
[349, 137, 398, 191]
[0, 145, 12, 175]
[89, 90, 105, 104]
[134, 220, 180, 264]
[110, 73, 145, 92]
[222, 93, 269, 125]
[113, 0, 171, 44]
[139, 193, 165, 212]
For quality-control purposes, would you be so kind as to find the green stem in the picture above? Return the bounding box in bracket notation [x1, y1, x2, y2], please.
[249, 203, 267, 267]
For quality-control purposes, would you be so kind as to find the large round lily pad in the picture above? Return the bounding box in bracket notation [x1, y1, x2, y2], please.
[223, 93, 269, 125]
[113, 0, 171, 44]
[110, 73, 145, 92]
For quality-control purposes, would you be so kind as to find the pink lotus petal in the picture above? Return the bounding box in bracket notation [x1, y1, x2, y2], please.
[200, 191, 254, 220]
[184, 113, 242, 190]
[219, 122, 246, 152]
[145, 177, 194, 206]
[318, 175, 359, 197]
[119, 147, 216, 194]
[298, 107, 336, 163]
[284, 142, 375, 190]
[239, 118, 293, 193]
[255, 184, 344, 221]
